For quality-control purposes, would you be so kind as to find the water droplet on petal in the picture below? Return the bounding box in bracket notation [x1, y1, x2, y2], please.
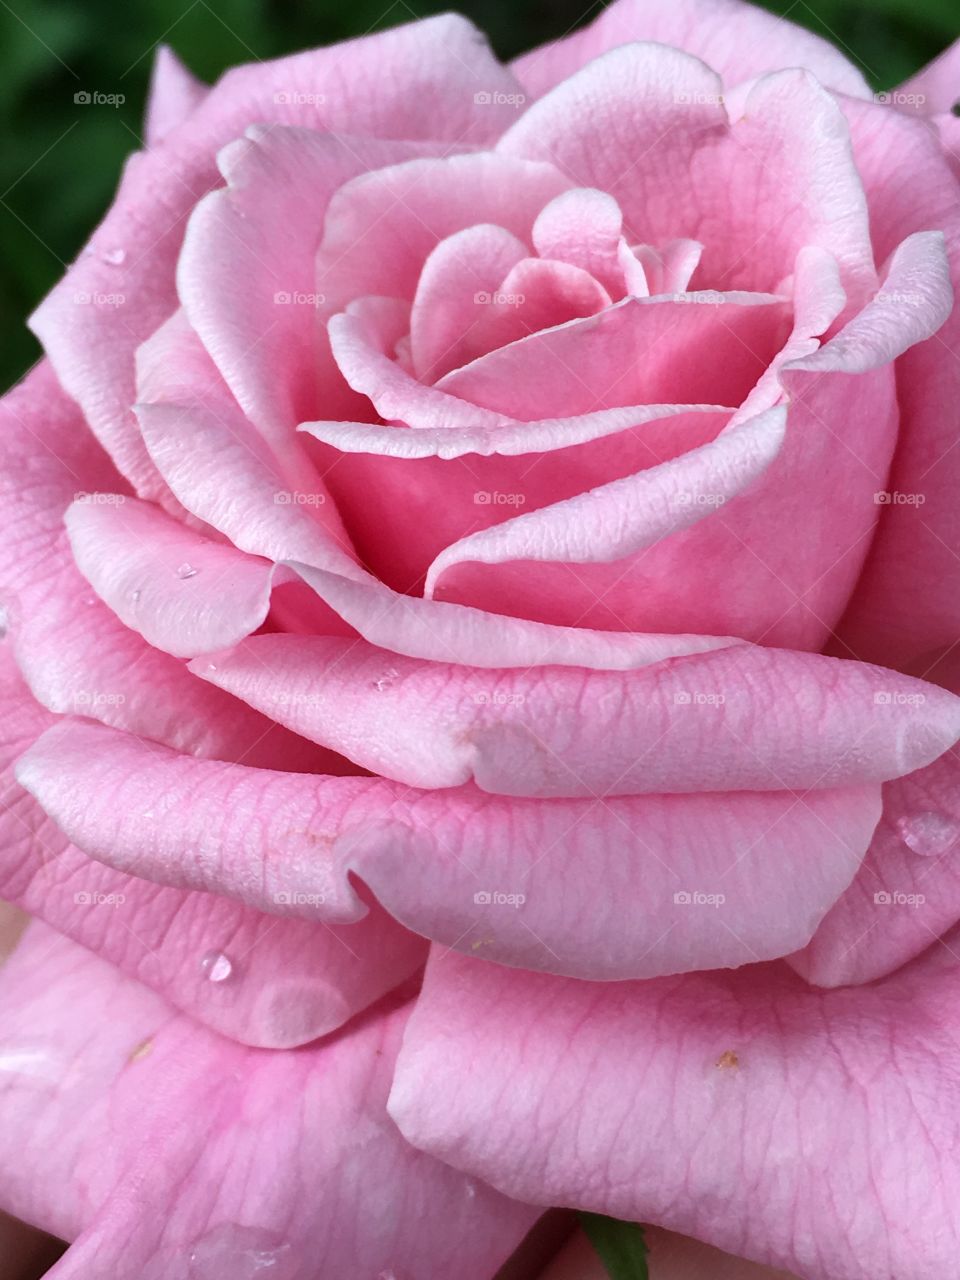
[200, 950, 233, 982]
[896, 811, 959, 858]
[102, 247, 126, 265]
[372, 667, 399, 692]
[0, 605, 8, 639]
[131, 588, 141, 602]
[176, 562, 198, 579]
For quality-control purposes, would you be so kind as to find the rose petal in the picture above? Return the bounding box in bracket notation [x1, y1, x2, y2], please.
[833, 101, 960, 669]
[290, 561, 739, 669]
[65, 496, 279, 658]
[790, 741, 960, 987]
[29, 15, 522, 494]
[512, 0, 871, 100]
[191, 633, 960, 796]
[0, 653, 424, 1046]
[0, 924, 533, 1275]
[390, 942, 960, 1280]
[425, 406, 787, 603]
[177, 125, 443, 450]
[18, 718, 881, 979]
[144, 46, 206, 147]
[501, 51, 875, 298]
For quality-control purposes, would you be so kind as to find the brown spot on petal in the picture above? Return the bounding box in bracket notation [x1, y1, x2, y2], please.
[715, 1049, 739, 1070]
[128, 1038, 153, 1063]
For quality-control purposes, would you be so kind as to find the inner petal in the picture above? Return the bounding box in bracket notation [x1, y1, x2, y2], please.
[447, 255, 612, 373]
[409, 224, 528, 382]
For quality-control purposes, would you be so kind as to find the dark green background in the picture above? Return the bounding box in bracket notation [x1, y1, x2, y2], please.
[0, 0, 955, 392]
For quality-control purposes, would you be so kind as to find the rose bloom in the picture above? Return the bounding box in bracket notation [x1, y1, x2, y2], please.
[2, 0, 960, 1276]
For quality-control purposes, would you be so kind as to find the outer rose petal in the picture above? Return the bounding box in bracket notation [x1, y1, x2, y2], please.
[190, 633, 960, 795]
[144, 46, 206, 147]
[391, 945, 960, 1280]
[0, 924, 536, 1277]
[832, 101, 960, 670]
[65, 496, 280, 658]
[17, 718, 883, 979]
[897, 38, 960, 115]
[512, 0, 870, 100]
[29, 15, 523, 496]
[500, 52, 875, 299]
[0, 650, 424, 1047]
[790, 741, 960, 987]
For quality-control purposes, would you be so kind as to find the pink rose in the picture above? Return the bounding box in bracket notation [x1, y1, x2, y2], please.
[1, 2, 960, 1276]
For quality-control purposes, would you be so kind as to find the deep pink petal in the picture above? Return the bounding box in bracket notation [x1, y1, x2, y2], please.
[65, 496, 278, 658]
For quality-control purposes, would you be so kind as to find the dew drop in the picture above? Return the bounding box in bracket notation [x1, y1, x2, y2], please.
[176, 562, 199, 580]
[131, 588, 141, 602]
[896, 811, 959, 858]
[0, 605, 8, 640]
[102, 247, 126, 265]
[371, 667, 399, 692]
[200, 950, 234, 982]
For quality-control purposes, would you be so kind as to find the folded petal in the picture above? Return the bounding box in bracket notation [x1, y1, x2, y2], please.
[65, 496, 279, 658]
[0, 924, 534, 1275]
[425, 406, 787, 604]
[135, 309, 359, 576]
[435, 294, 790, 418]
[191, 633, 960, 796]
[0, 650, 424, 1047]
[791, 741, 960, 987]
[391, 942, 960, 1280]
[290, 561, 738, 669]
[18, 718, 881, 979]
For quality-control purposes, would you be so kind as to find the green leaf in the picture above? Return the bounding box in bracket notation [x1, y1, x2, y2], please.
[579, 1213, 649, 1280]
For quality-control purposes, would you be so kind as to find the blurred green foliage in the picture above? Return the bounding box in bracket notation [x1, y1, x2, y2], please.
[0, 0, 954, 391]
